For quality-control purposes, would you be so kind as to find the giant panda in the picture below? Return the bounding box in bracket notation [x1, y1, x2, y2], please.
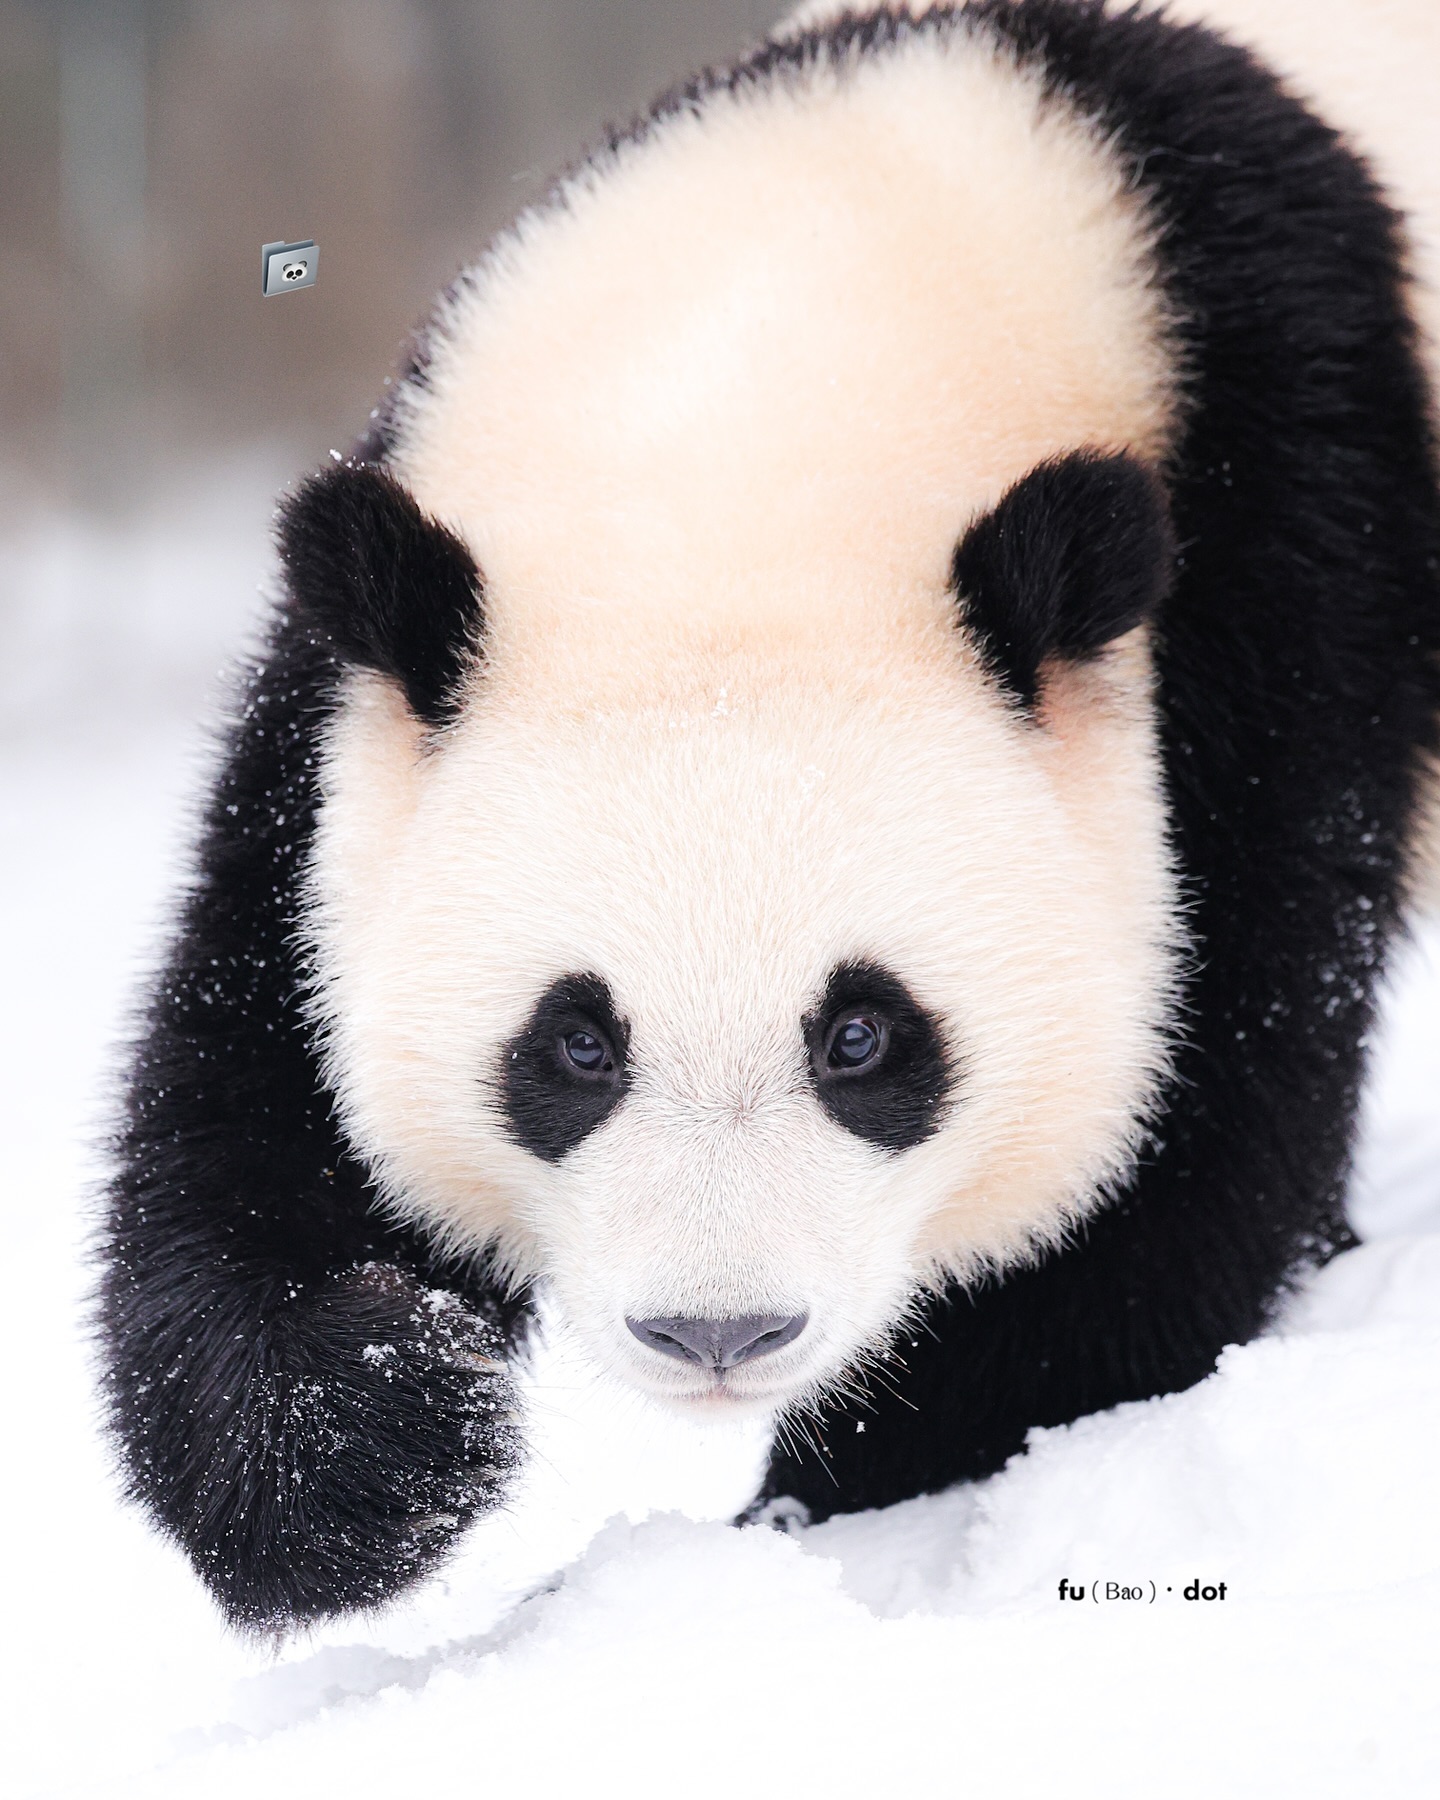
[100, 0, 1440, 1632]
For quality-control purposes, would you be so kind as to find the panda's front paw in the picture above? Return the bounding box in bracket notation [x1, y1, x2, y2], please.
[181, 1263, 522, 1633]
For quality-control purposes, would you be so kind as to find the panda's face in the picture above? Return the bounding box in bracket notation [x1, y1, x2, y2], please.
[305, 612, 1178, 1415]
[289, 1, 1184, 1412]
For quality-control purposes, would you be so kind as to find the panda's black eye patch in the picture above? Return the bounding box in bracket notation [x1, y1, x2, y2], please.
[499, 973, 629, 1162]
[806, 962, 953, 1151]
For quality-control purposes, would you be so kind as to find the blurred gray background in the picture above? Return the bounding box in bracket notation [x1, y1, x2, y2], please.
[0, 0, 785, 730]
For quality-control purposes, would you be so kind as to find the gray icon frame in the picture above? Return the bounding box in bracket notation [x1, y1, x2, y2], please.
[262, 239, 319, 296]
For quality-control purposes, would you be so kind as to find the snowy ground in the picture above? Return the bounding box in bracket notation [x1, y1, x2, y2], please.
[3, 496, 1439, 1797]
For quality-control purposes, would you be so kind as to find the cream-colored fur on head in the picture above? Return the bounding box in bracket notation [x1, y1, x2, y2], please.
[304, 18, 1184, 1410]
[390, 19, 1177, 649]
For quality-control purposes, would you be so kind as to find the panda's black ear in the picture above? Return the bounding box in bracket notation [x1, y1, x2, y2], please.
[950, 451, 1175, 715]
[277, 462, 484, 730]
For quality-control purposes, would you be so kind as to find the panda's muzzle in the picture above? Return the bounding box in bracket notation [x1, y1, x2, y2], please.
[626, 1313, 808, 1372]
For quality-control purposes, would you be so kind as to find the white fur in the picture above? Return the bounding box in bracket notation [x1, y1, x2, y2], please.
[304, 18, 1185, 1411]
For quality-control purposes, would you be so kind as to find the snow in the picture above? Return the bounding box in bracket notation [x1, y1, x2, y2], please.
[3, 502, 1439, 1798]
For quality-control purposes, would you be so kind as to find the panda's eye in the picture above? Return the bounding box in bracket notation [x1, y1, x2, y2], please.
[560, 1026, 616, 1078]
[824, 1012, 888, 1074]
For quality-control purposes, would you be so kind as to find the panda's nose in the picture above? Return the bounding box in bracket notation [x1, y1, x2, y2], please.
[626, 1313, 808, 1370]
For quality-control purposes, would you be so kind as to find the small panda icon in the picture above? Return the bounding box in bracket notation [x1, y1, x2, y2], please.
[262, 238, 318, 295]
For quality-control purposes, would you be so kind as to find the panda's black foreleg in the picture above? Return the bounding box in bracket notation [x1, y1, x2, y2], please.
[97, 611, 527, 1633]
[100, 1172, 524, 1633]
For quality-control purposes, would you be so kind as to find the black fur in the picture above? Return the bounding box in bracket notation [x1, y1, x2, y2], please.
[499, 973, 633, 1162]
[277, 462, 484, 731]
[98, 0, 1440, 1622]
[761, 1, 1440, 1518]
[805, 961, 954, 1151]
[951, 451, 1176, 712]
[97, 573, 524, 1634]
